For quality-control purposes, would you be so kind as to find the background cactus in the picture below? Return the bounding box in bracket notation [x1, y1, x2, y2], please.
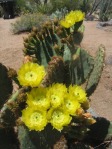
[86, 45, 105, 96]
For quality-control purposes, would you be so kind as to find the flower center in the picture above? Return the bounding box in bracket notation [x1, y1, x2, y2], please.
[51, 95, 60, 102]
[51, 95, 61, 107]
[30, 112, 42, 125]
[25, 71, 37, 81]
[66, 100, 72, 108]
[34, 97, 46, 105]
[52, 110, 64, 123]
[74, 91, 80, 96]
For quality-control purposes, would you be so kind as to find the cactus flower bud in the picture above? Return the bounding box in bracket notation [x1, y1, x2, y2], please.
[86, 118, 96, 125]
[53, 44, 60, 51]
[32, 26, 38, 33]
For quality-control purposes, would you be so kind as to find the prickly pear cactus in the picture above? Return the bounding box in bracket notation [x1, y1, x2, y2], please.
[23, 19, 94, 87]
[18, 124, 62, 149]
[0, 63, 13, 109]
[0, 10, 111, 149]
[88, 117, 112, 142]
[86, 45, 105, 95]
[66, 48, 94, 85]
[18, 125, 36, 149]
[22, 18, 84, 67]
[42, 56, 65, 86]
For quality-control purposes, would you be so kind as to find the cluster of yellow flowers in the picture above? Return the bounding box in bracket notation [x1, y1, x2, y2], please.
[60, 10, 85, 28]
[17, 62, 88, 131]
[21, 83, 87, 131]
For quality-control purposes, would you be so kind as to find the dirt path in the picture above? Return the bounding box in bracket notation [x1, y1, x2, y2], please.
[0, 18, 112, 121]
[0, 18, 28, 70]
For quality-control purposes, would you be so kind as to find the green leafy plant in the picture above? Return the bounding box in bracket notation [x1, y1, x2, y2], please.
[14, 0, 38, 14]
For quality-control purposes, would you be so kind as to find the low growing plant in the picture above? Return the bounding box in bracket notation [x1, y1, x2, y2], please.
[11, 13, 49, 34]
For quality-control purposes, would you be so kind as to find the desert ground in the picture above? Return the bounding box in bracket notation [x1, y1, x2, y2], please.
[0, 18, 112, 121]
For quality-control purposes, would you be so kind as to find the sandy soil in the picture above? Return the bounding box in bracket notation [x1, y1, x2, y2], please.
[0, 18, 112, 121]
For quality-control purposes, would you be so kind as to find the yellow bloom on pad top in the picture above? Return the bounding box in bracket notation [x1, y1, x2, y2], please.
[22, 106, 47, 131]
[73, 10, 85, 23]
[64, 93, 81, 116]
[60, 10, 85, 28]
[47, 83, 67, 108]
[47, 107, 72, 131]
[18, 62, 45, 87]
[27, 87, 50, 110]
[68, 85, 87, 103]
[60, 11, 76, 28]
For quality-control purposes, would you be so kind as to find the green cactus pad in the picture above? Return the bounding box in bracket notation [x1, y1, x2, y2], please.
[88, 117, 112, 141]
[18, 125, 62, 149]
[86, 45, 105, 95]
[66, 48, 94, 85]
[18, 126, 36, 149]
[42, 56, 65, 87]
[0, 63, 13, 109]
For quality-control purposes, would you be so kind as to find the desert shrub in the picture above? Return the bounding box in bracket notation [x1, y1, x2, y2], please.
[14, 0, 38, 15]
[36, 3, 53, 14]
[79, 0, 93, 14]
[99, 0, 112, 21]
[11, 13, 49, 34]
[50, 0, 81, 11]
[84, 0, 112, 21]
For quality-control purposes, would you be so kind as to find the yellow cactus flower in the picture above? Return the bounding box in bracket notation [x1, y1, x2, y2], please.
[73, 10, 85, 23]
[60, 19, 75, 28]
[18, 62, 45, 87]
[27, 87, 50, 110]
[48, 107, 72, 131]
[64, 93, 81, 115]
[22, 106, 47, 131]
[68, 85, 87, 103]
[60, 11, 76, 28]
[47, 83, 67, 108]
[60, 10, 85, 28]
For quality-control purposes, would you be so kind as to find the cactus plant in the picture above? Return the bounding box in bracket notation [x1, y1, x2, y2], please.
[0, 63, 13, 109]
[0, 10, 111, 149]
[86, 45, 105, 96]
[23, 14, 94, 87]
